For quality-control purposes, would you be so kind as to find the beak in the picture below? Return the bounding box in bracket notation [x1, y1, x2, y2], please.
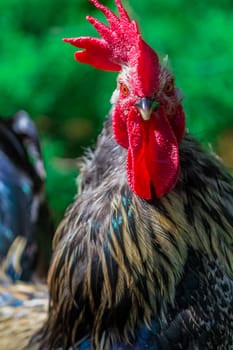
[135, 97, 159, 121]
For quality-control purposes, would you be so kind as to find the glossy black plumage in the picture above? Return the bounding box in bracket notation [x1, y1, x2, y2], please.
[34, 117, 233, 350]
[1, 1, 233, 347]
[0, 108, 232, 350]
[0, 111, 53, 281]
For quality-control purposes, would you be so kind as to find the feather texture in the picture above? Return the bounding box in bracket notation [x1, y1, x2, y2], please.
[1, 2, 233, 349]
[35, 117, 233, 349]
[0, 111, 53, 281]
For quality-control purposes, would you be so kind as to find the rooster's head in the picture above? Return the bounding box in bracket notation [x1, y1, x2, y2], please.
[64, 0, 185, 199]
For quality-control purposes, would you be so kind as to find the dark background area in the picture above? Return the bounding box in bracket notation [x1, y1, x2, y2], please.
[0, 0, 232, 225]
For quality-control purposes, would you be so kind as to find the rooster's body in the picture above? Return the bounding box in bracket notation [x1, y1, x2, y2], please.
[1, 1, 233, 349]
[37, 118, 233, 350]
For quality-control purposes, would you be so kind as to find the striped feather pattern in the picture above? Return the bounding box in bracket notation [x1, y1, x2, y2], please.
[37, 117, 233, 349]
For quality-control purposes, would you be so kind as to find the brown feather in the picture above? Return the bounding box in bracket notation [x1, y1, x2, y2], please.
[37, 116, 233, 349]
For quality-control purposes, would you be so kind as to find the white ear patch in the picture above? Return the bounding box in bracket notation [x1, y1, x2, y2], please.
[110, 89, 120, 105]
[162, 55, 169, 67]
[175, 87, 184, 102]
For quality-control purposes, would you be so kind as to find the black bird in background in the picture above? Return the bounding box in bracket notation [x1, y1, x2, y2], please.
[0, 110, 53, 282]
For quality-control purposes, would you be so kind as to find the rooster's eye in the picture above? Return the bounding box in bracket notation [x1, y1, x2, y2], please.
[164, 81, 174, 95]
[120, 83, 129, 96]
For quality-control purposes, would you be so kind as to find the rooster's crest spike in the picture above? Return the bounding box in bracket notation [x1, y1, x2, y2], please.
[63, 0, 160, 96]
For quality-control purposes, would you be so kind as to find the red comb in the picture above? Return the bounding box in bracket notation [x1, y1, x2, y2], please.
[64, 0, 159, 96]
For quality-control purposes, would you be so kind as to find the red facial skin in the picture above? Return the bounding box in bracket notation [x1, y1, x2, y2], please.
[112, 69, 185, 199]
[64, 0, 185, 199]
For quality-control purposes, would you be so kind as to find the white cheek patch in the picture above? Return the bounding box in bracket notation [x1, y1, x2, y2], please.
[175, 87, 184, 102]
[110, 89, 120, 105]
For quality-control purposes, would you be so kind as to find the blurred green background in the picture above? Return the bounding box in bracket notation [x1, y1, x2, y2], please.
[0, 0, 232, 225]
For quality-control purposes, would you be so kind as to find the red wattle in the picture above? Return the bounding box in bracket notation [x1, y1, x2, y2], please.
[113, 106, 181, 199]
[127, 109, 152, 199]
[145, 109, 180, 197]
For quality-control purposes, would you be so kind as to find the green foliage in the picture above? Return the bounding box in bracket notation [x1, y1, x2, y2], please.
[0, 0, 232, 223]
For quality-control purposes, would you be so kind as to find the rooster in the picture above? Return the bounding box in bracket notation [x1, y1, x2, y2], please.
[0, 111, 52, 349]
[32, 0, 233, 348]
[0, 111, 53, 350]
[0, 110, 53, 281]
[1, 0, 233, 349]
